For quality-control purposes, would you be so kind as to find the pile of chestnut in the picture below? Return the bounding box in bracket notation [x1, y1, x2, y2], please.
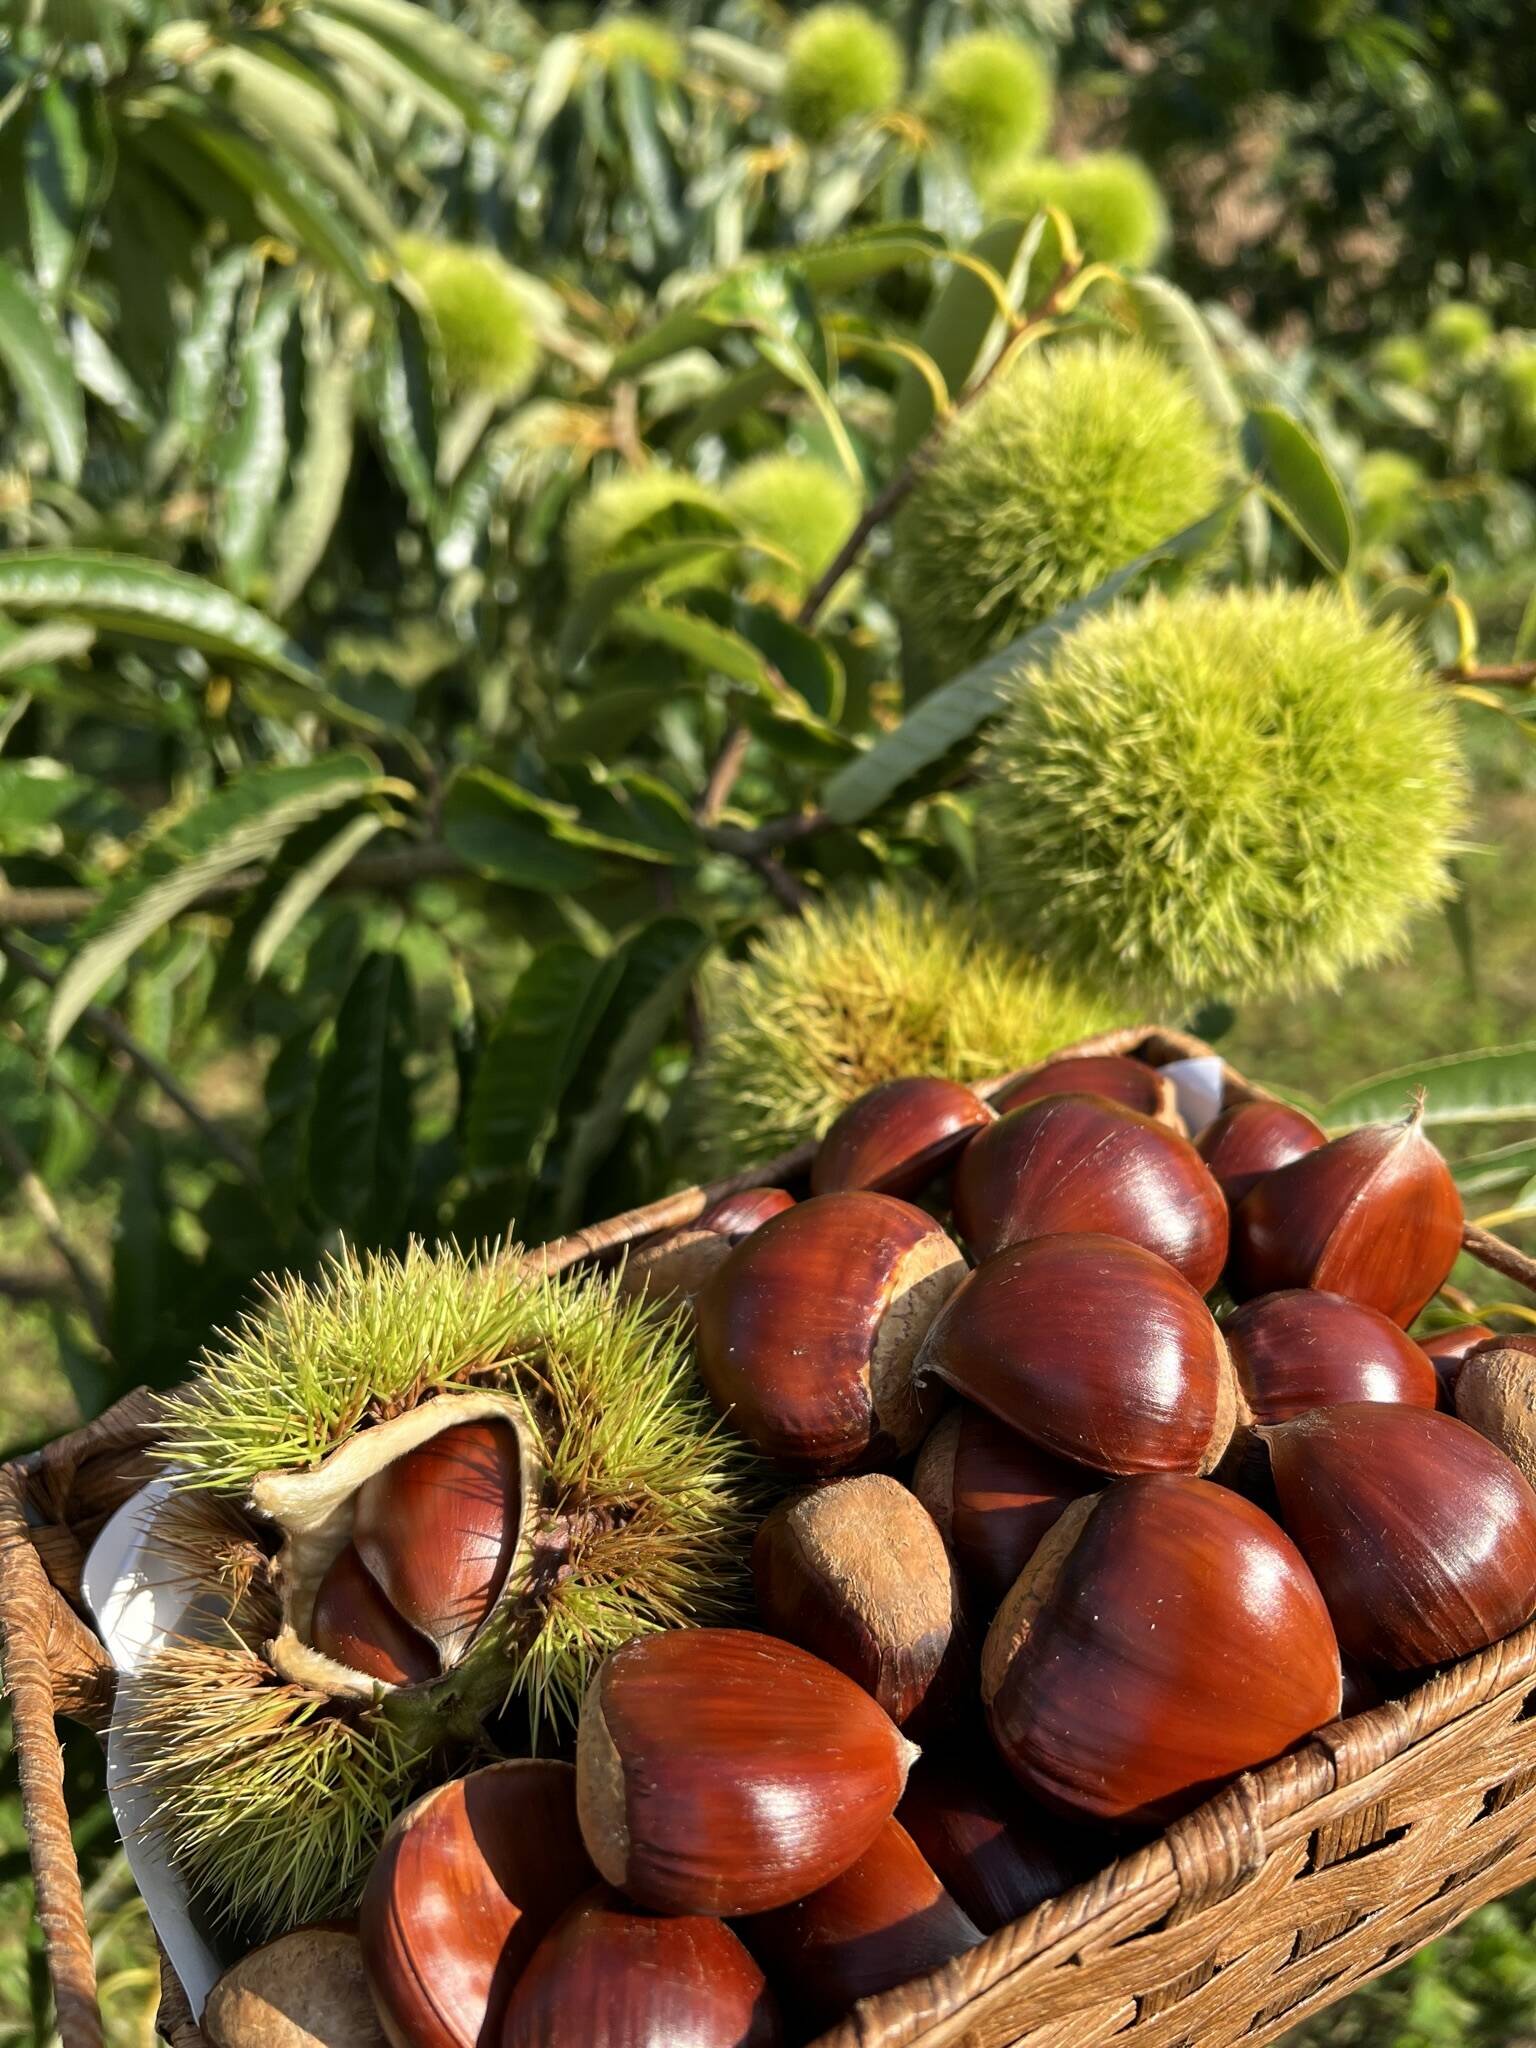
[341, 1053, 1536, 2048]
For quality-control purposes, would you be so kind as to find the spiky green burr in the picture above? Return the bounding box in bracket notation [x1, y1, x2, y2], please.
[396, 236, 542, 403]
[921, 31, 1053, 172]
[986, 151, 1169, 269]
[781, 6, 904, 143]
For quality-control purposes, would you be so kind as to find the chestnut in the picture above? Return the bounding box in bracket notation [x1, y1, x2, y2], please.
[898, 1751, 1108, 1934]
[811, 1076, 994, 1198]
[617, 1230, 733, 1310]
[352, 1419, 521, 1666]
[503, 1888, 782, 2048]
[994, 1053, 1177, 1126]
[951, 1094, 1228, 1290]
[576, 1627, 918, 1916]
[310, 1543, 439, 1687]
[1421, 1321, 1497, 1408]
[698, 1187, 795, 1237]
[752, 1474, 961, 1727]
[1223, 1288, 1439, 1425]
[1227, 1101, 1462, 1326]
[917, 1233, 1238, 1478]
[740, 1819, 982, 2031]
[204, 1926, 383, 2048]
[1194, 1099, 1326, 1206]
[359, 1761, 595, 2048]
[982, 1475, 1341, 1825]
[1267, 1402, 1536, 1672]
[694, 1192, 965, 1474]
[1455, 1333, 1536, 1486]
[913, 1403, 1101, 1610]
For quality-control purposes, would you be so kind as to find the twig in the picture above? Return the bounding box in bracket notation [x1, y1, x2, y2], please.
[1464, 1221, 1536, 1297]
[0, 1258, 75, 1303]
[0, 1112, 109, 1344]
[794, 253, 1084, 632]
[749, 851, 811, 914]
[1440, 661, 1536, 689]
[0, 935, 262, 1187]
[701, 810, 829, 858]
[697, 724, 752, 827]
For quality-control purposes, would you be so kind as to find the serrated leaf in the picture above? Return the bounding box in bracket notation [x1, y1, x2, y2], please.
[216, 285, 296, 597]
[560, 522, 740, 663]
[1243, 404, 1355, 575]
[1453, 1138, 1536, 1198]
[1324, 1045, 1536, 1130]
[465, 941, 617, 1180]
[442, 767, 606, 893]
[370, 284, 442, 527]
[46, 754, 381, 1051]
[822, 502, 1238, 824]
[0, 551, 320, 684]
[309, 949, 414, 1241]
[170, 248, 248, 457]
[315, 0, 505, 123]
[248, 811, 384, 980]
[268, 327, 357, 614]
[0, 253, 85, 484]
[892, 215, 1044, 462]
[798, 225, 945, 295]
[555, 915, 711, 1227]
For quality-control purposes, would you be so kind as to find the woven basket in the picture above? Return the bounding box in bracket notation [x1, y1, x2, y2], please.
[8, 1025, 1536, 2048]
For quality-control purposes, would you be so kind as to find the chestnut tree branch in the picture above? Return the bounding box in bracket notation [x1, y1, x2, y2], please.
[1439, 661, 1536, 689]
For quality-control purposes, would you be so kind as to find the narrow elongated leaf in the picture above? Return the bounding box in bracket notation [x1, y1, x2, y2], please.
[798, 226, 945, 295]
[556, 916, 712, 1226]
[248, 811, 384, 980]
[1243, 405, 1355, 574]
[1324, 1045, 1536, 1130]
[170, 249, 248, 456]
[1453, 1138, 1536, 1197]
[613, 60, 682, 251]
[315, 0, 505, 121]
[0, 551, 319, 683]
[686, 27, 786, 93]
[465, 942, 618, 1177]
[309, 950, 415, 1240]
[442, 768, 605, 892]
[892, 215, 1044, 461]
[25, 83, 88, 298]
[47, 754, 381, 1050]
[559, 526, 740, 662]
[268, 330, 357, 613]
[0, 620, 94, 675]
[518, 31, 584, 157]
[370, 285, 441, 526]
[217, 286, 296, 596]
[822, 502, 1238, 824]
[294, 12, 465, 133]
[0, 254, 84, 483]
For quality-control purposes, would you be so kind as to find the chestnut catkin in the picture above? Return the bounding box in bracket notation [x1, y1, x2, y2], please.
[913, 1404, 1101, 1609]
[752, 1475, 961, 1726]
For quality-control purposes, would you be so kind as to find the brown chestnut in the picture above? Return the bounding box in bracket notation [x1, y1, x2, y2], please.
[694, 1192, 965, 1474]
[1421, 1321, 1497, 1408]
[1267, 1402, 1536, 1672]
[359, 1761, 594, 2048]
[503, 1888, 781, 2048]
[982, 1475, 1341, 1825]
[1228, 1101, 1462, 1326]
[917, 1232, 1238, 1478]
[811, 1077, 994, 1198]
[617, 1230, 732, 1310]
[913, 1403, 1101, 1610]
[898, 1751, 1108, 1934]
[204, 1926, 383, 2048]
[951, 1094, 1228, 1290]
[310, 1543, 439, 1687]
[1194, 1099, 1326, 1205]
[995, 1054, 1178, 1126]
[740, 1819, 982, 2030]
[352, 1419, 521, 1666]
[752, 1474, 960, 1727]
[698, 1187, 795, 1237]
[1223, 1288, 1439, 1425]
[575, 1628, 918, 1917]
[1455, 1334, 1536, 1486]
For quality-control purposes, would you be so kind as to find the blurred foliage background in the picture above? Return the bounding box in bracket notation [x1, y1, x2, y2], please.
[3, 0, 1536, 2041]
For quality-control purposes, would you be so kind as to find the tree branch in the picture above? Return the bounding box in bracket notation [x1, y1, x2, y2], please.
[0, 1113, 109, 1345]
[0, 936, 262, 1186]
[1441, 661, 1536, 689]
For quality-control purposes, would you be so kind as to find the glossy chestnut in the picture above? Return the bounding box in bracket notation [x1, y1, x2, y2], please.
[752, 1474, 960, 1726]
[917, 1232, 1238, 1478]
[811, 1076, 994, 1199]
[310, 1543, 439, 1687]
[1267, 1402, 1536, 1672]
[697, 1187, 796, 1237]
[982, 1475, 1342, 1825]
[951, 1094, 1228, 1289]
[694, 1193, 965, 1473]
[359, 1761, 594, 2048]
[897, 1751, 1108, 1934]
[994, 1054, 1177, 1126]
[1227, 1102, 1462, 1326]
[575, 1628, 918, 1917]
[1223, 1288, 1439, 1425]
[1421, 1321, 1497, 1407]
[740, 1819, 982, 2031]
[913, 1403, 1101, 1610]
[503, 1888, 781, 2048]
[1193, 1099, 1326, 1206]
[352, 1419, 521, 1666]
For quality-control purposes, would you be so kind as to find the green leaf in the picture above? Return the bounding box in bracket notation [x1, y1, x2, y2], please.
[612, 59, 683, 251]
[169, 248, 248, 458]
[0, 551, 320, 684]
[1242, 404, 1355, 575]
[546, 681, 691, 761]
[1324, 1045, 1536, 1130]
[465, 941, 618, 1181]
[822, 501, 1239, 825]
[309, 949, 415, 1241]
[560, 523, 740, 663]
[25, 83, 89, 300]
[314, 0, 506, 125]
[46, 754, 382, 1051]
[556, 916, 712, 1227]
[611, 601, 774, 690]
[517, 31, 584, 160]
[1453, 1138, 1536, 1198]
[797, 225, 945, 295]
[0, 253, 85, 484]
[442, 767, 606, 893]
[892, 215, 1045, 463]
[0, 758, 87, 854]
[216, 286, 296, 597]
[1515, 587, 1536, 662]
[370, 285, 442, 527]
[268, 325, 357, 614]
[248, 811, 385, 980]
